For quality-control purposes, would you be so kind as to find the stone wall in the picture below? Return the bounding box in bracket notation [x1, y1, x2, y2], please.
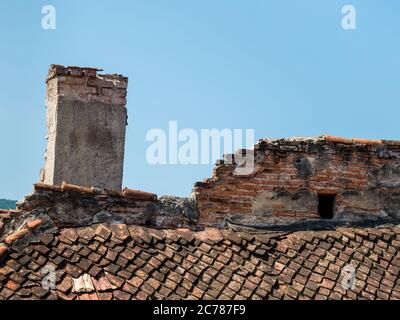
[10, 183, 198, 231]
[193, 136, 400, 228]
[42, 65, 128, 191]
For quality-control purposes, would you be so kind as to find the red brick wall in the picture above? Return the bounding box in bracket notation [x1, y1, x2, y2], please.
[194, 137, 400, 226]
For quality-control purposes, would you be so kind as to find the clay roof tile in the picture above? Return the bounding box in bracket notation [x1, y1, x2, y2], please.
[34, 183, 63, 193]
[122, 188, 157, 201]
[91, 224, 111, 240]
[4, 229, 29, 245]
[61, 182, 94, 194]
[1, 222, 399, 300]
[195, 228, 224, 243]
[77, 227, 96, 242]
[323, 135, 354, 144]
[60, 229, 79, 244]
[0, 245, 8, 259]
[127, 225, 152, 244]
[105, 189, 124, 198]
[323, 135, 384, 145]
[25, 219, 43, 230]
[110, 224, 130, 241]
[352, 138, 383, 145]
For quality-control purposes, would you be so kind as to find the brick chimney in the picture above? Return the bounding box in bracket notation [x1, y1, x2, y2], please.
[41, 65, 128, 191]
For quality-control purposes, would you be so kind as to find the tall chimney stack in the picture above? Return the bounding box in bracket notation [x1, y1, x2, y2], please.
[42, 65, 128, 191]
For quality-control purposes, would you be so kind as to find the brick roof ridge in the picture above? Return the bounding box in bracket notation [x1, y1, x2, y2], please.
[255, 134, 400, 146]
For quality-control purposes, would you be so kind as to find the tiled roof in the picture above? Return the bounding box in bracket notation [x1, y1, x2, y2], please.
[1, 223, 400, 300]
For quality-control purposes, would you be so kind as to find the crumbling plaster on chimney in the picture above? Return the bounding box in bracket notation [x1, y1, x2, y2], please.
[42, 65, 128, 191]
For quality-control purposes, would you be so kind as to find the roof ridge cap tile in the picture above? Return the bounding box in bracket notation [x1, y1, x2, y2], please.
[1, 218, 44, 246]
[0, 209, 21, 214]
[122, 188, 157, 201]
[34, 183, 63, 193]
[323, 135, 385, 145]
[3, 228, 30, 245]
[62, 182, 94, 194]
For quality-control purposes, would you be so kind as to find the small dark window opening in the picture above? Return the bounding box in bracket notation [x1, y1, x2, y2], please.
[317, 194, 335, 219]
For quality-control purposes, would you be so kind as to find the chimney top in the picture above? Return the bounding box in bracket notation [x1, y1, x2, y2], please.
[46, 64, 128, 83]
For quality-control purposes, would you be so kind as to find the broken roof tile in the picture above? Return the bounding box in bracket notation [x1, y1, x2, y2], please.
[72, 274, 95, 293]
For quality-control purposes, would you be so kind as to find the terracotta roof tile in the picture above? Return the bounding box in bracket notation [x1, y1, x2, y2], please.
[60, 229, 79, 244]
[0, 246, 8, 259]
[34, 183, 63, 193]
[77, 227, 96, 242]
[1, 223, 400, 300]
[128, 225, 152, 244]
[4, 229, 30, 245]
[122, 188, 157, 201]
[195, 228, 224, 243]
[0, 209, 19, 215]
[32, 183, 161, 203]
[323, 135, 384, 145]
[62, 182, 93, 194]
[25, 219, 43, 230]
[104, 189, 124, 197]
[110, 224, 130, 241]
[72, 274, 95, 293]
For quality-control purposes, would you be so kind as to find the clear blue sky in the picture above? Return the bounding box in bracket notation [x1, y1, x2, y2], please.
[1, 1, 399, 200]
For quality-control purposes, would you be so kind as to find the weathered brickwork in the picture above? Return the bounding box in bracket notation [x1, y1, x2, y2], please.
[42, 65, 128, 191]
[194, 136, 400, 228]
[46, 65, 128, 105]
